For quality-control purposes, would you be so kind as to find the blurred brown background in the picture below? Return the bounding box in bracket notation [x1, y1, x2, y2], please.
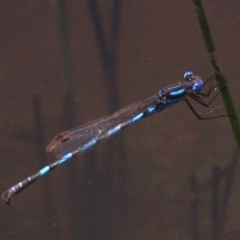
[0, 1, 240, 239]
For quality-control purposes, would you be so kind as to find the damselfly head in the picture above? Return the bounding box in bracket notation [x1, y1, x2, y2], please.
[184, 71, 203, 92]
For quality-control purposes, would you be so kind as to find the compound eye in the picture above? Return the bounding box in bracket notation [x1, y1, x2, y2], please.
[184, 71, 194, 81]
[192, 81, 203, 92]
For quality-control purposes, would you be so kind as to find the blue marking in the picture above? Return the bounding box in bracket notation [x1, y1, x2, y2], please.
[131, 113, 144, 123]
[82, 139, 97, 151]
[19, 182, 22, 187]
[39, 166, 50, 176]
[106, 125, 121, 137]
[11, 187, 16, 192]
[147, 106, 156, 113]
[58, 153, 73, 165]
[108, 125, 121, 136]
[169, 88, 185, 96]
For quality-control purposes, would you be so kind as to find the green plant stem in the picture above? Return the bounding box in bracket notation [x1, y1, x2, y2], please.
[192, 0, 240, 150]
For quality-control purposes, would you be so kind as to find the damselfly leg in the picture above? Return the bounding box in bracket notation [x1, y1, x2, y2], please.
[185, 75, 226, 120]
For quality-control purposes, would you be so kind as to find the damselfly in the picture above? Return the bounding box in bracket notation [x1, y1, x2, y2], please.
[2, 71, 222, 205]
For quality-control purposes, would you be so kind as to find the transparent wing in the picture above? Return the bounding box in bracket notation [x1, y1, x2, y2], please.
[46, 95, 159, 159]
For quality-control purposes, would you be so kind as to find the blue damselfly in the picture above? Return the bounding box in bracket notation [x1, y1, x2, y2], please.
[2, 71, 222, 205]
